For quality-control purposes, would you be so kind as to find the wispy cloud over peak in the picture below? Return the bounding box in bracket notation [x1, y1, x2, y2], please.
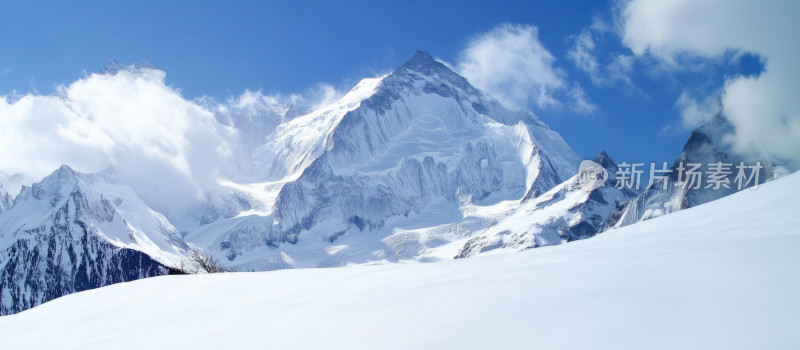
[456, 23, 594, 115]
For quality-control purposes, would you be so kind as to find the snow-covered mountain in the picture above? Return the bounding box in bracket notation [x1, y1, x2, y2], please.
[0, 51, 795, 320]
[187, 50, 580, 270]
[3, 168, 798, 350]
[615, 114, 775, 227]
[0, 165, 189, 315]
[0, 51, 583, 313]
[457, 150, 637, 257]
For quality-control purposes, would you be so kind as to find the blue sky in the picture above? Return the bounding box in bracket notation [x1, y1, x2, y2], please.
[0, 0, 769, 170]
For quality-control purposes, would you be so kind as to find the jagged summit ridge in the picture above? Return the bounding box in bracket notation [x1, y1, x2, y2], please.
[404, 49, 437, 67]
[592, 149, 620, 175]
[103, 59, 158, 75]
[398, 50, 464, 82]
[385, 50, 481, 108]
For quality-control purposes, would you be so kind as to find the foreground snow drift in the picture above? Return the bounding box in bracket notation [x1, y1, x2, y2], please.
[2, 171, 799, 349]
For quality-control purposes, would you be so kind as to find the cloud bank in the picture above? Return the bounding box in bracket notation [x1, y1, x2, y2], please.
[457, 23, 595, 114]
[0, 66, 341, 220]
[0, 68, 228, 214]
[620, 0, 800, 167]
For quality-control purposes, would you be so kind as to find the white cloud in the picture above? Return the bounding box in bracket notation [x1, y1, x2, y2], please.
[457, 23, 592, 114]
[301, 84, 344, 110]
[567, 29, 602, 85]
[620, 0, 800, 167]
[568, 83, 597, 115]
[675, 90, 719, 131]
[566, 23, 638, 91]
[215, 83, 343, 116]
[607, 54, 636, 87]
[0, 68, 228, 214]
[0, 64, 348, 220]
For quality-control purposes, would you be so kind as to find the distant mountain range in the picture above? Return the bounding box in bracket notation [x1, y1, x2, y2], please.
[0, 50, 782, 315]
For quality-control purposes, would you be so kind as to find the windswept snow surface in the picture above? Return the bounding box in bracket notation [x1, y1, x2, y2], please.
[2, 171, 799, 349]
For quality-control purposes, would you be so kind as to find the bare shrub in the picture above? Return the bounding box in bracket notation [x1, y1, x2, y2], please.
[173, 249, 234, 274]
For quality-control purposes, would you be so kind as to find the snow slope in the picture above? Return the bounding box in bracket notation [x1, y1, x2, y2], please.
[2, 170, 797, 349]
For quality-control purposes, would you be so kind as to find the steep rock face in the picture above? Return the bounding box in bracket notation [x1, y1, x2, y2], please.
[520, 147, 563, 201]
[614, 115, 774, 227]
[188, 51, 579, 269]
[457, 151, 637, 258]
[0, 166, 189, 315]
[0, 228, 171, 315]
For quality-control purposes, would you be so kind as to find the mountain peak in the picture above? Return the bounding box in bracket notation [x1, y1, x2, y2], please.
[592, 150, 617, 171]
[406, 49, 436, 65]
[103, 59, 158, 75]
[398, 50, 450, 76]
[28, 165, 81, 200]
[389, 49, 478, 99]
[56, 164, 76, 178]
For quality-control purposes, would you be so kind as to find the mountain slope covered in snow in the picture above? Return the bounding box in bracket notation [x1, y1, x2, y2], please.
[457, 150, 637, 257]
[0, 166, 189, 315]
[2, 169, 798, 349]
[187, 50, 580, 270]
